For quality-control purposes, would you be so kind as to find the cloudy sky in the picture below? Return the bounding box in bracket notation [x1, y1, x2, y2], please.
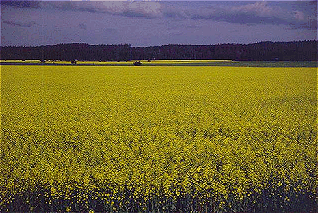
[1, 0, 317, 47]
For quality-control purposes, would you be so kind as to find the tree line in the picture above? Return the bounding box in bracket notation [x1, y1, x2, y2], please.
[0, 40, 316, 61]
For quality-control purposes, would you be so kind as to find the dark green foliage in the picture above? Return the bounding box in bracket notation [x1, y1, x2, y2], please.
[1, 40, 317, 61]
[1, 182, 316, 212]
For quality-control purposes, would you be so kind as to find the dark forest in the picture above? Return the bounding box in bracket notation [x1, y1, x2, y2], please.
[0, 40, 317, 61]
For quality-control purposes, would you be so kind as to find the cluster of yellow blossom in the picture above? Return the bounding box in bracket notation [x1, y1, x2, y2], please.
[1, 65, 316, 211]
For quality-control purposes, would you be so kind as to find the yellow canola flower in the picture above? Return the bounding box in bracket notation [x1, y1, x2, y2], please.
[0, 65, 316, 211]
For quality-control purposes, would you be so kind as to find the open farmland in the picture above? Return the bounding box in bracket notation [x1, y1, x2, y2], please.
[1, 64, 317, 212]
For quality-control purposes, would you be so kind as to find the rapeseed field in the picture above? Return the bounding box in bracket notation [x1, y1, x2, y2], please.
[1, 65, 317, 212]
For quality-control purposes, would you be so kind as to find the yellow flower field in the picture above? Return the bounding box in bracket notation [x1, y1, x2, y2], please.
[0, 65, 317, 212]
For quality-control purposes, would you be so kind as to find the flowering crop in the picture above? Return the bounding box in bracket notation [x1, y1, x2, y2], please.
[1, 65, 317, 212]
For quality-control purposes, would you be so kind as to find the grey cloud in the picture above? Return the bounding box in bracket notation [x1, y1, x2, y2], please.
[228, 2, 316, 30]
[162, 2, 317, 30]
[230, 2, 278, 17]
[0, 1, 41, 8]
[191, 2, 288, 22]
[37, 1, 163, 19]
[289, 17, 317, 30]
[79, 23, 87, 30]
[3, 20, 37, 27]
[3, 1, 316, 30]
